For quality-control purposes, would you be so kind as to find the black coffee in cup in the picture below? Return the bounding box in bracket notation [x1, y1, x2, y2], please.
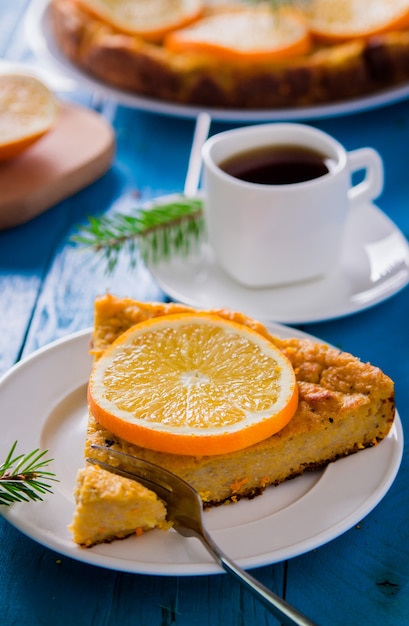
[219, 144, 336, 185]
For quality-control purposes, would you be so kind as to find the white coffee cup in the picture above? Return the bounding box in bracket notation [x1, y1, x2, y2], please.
[201, 123, 384, 288]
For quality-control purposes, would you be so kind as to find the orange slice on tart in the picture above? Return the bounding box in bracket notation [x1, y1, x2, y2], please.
[74, 0, 204, 42]
[302, 0, 409, 43]
[0, 73, 58, 161]
[165, 6, 311, 62]
[88, 313, 298, 457]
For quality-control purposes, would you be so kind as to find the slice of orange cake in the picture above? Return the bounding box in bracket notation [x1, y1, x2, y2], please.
[70, 293, 395, 547]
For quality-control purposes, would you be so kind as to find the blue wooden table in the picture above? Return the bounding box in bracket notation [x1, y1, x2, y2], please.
[1, 2, 409, 624]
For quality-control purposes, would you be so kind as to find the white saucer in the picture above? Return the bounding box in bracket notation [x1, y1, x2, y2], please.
[148, 201, 409, 324]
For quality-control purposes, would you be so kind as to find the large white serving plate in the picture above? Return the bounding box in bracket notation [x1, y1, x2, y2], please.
[27, 0, 409, 121]
[0, 327, 403, 575]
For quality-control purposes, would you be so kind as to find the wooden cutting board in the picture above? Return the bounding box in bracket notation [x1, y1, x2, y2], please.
[0, 101, 116, 230]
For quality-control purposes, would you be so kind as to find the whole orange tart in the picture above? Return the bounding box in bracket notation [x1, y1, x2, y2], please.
[49, 0, 409, 110]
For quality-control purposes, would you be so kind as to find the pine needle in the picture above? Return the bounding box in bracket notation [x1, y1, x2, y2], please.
[0, 441, 58, 506]
[71, 197, 205, 273]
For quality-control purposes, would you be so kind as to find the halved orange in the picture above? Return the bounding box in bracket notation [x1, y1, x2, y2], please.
[88, 313, 298, 456]
[0, 73, 58, 161]
[302, 0, 409, 43]
[165, 7, 311, 62]
[75, 0, 204, 42]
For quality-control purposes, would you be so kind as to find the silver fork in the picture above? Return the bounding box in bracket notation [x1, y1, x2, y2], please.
[88, 445, 318, 626]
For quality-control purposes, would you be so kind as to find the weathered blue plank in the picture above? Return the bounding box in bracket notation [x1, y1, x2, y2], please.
[1, 516, 289, 626]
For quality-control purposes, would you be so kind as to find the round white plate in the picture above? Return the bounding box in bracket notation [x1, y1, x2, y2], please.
[148, 200, 409, 324]
[27, 0, 409, 121]
[0, 327, 403, 575]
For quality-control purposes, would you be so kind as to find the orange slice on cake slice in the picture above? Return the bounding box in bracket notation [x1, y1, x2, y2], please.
[165, 5, 311, 62]
[302, 0, 409, 43]
[74, 0, 204, 42]
[0, 73, 58, 161]
[88, 313, 298, 457]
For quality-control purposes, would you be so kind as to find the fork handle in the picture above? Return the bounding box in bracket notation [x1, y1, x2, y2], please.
[200, 530, 318, 626]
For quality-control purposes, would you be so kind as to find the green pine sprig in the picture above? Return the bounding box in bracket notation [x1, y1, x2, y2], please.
[72, 197, 205, 273]
[0, 441, 58, 506]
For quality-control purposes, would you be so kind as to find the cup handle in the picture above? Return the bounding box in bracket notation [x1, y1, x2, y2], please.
[347, 147, 384, 207]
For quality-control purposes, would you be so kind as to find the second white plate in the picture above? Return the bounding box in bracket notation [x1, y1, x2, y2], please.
[0, 328, 403, 575]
